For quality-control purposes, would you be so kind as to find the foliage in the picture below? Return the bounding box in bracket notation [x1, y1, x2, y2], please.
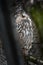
[29, 6, 43, 43]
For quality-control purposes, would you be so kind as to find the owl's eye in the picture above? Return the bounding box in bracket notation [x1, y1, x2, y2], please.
[22, 14, 25, 18]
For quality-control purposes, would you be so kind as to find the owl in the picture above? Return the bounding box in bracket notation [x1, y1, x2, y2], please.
[11, 6, 40, 56]
[11, 11, 33, 55]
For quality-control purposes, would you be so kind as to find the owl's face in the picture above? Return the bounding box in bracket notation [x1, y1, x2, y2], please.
[15, 12, 33, 55]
